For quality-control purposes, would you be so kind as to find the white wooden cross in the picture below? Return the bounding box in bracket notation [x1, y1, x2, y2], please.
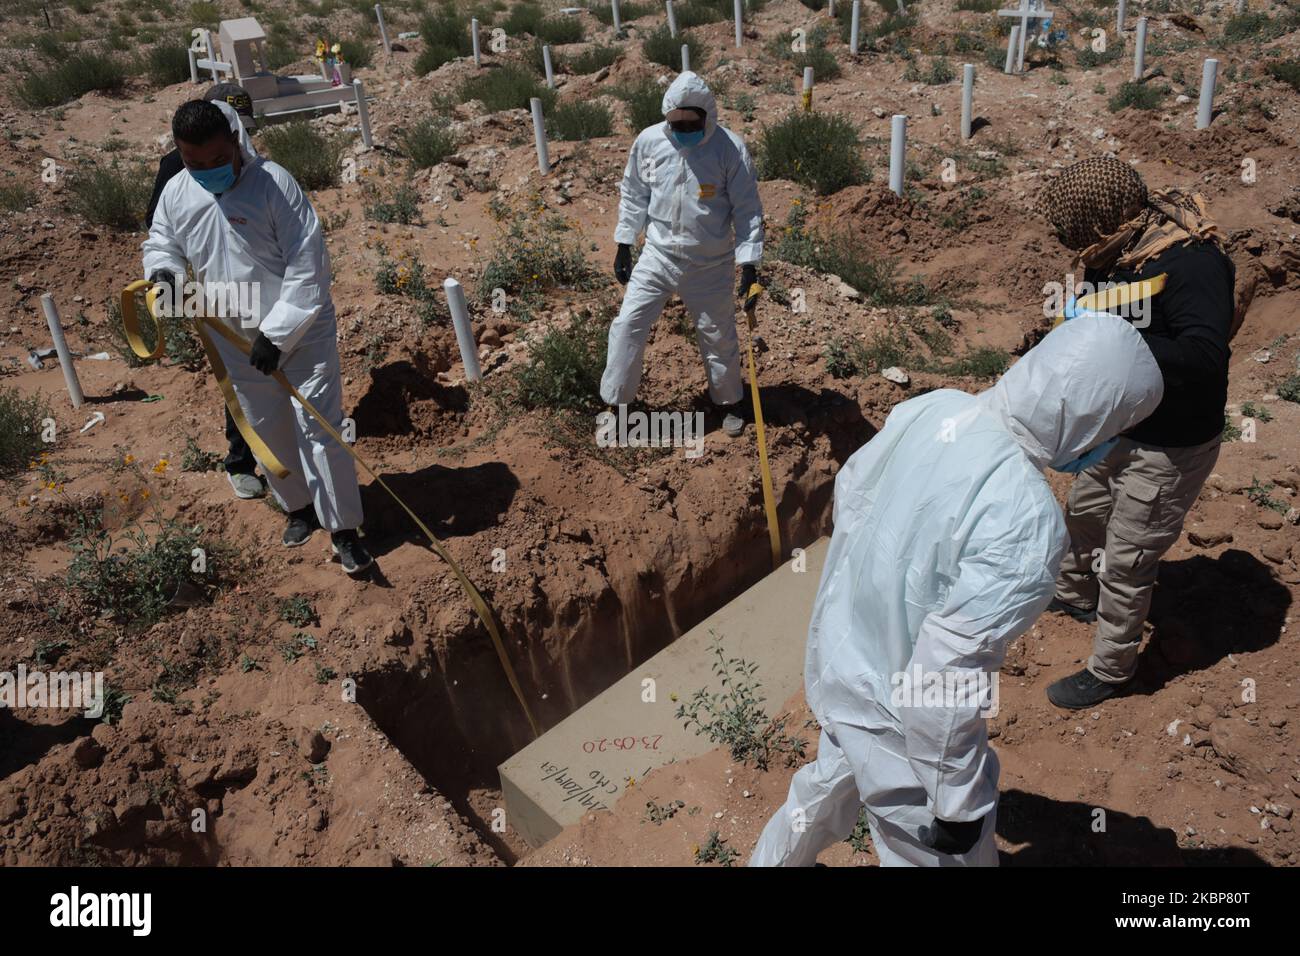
[997, 0, 1052, 74]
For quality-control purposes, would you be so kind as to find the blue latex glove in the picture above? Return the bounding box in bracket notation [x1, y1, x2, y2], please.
[1051, 437, 1118, 474]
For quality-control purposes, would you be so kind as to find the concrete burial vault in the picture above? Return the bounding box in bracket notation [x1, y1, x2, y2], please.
[500, 538, 829, 848]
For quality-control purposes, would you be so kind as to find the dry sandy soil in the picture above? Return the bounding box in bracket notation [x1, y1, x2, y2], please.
[0, 0, 1298, 866]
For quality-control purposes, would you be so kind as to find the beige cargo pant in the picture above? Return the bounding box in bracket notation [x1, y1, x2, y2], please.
[1054, 435, 1221, 683]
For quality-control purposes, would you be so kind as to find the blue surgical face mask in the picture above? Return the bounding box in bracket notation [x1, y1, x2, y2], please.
[1051, 437, 1117, 474]
[672, 129, 705, 148]
[190, 162, 236, 194]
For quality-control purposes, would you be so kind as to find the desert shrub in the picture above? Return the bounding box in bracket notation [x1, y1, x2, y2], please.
[643, 26, 706, 70]
[1077, 40, 1124, 68]
[767, 25, 841, 81]
[338, 38, 373, 69]
[941, 346, 1010, 379]
[538, 15, 585, 44]
[66, 515, 237, 630]
[478, 198, 603, 315]
[586, 0, 654, 25]
[258, 121, 344, 190]
[794, 44, 841, 82]
[0, 180, 37, 213]
[398, 117, 458, 168]
[566, 43, 621, 74]
[613, 77, 665, 132]
[775, 202, 931, 307]
[1223, 12, 1288, 42]
[957, 0, 998, 9]
[675, 0, 728, 27]
[189, 0, 221, 24]
[924, 56, 955, 85]
[677, 637, 807, 771]
[1278, 374, 1300, 404]
[416, 9, 473, 73]
[364, 183, 422, 224]
[15, 51, 129, 107]
[458, 63, 555, 112]
[1265, 58, 1300, 93]
[757, 111, 867, 196]
[68, 162, 152, 229]
[141, 43, 190, 86]
[1108, 80, 1166, 112]
[0, 387, 50, 480]
[547, 100, 612, 140]
[796, 0, 826, 8]
[513, 312, 609, 412]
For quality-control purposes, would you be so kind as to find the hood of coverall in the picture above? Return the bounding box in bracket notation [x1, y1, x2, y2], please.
[212, 99, 258, 168]
[661, 71, 718, 147]
[977, 313, 1164, 472]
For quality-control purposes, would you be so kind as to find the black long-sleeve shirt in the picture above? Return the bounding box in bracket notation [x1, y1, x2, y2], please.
[145, 148, 184, 229]
[1084, 239, 1234, 447]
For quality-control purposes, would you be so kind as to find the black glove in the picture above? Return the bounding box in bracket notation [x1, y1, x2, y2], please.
[614, 243, 632, 285]
[919, 816, 985, 855]
[743, 264, 759, 312]
[149, 270, 180, 315]
[249, 332, 282, 375]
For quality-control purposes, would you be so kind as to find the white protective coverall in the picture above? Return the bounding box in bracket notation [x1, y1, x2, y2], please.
[142, 104, 362, 532]
[750, 315, 1164, 866]
[600, 71, 764, 407]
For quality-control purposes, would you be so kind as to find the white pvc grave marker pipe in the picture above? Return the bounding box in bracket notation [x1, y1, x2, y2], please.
[961, 63, 974, 140]
[472, 17, 482, 67]
[1005, 25, 1019, 74]
[41, 293, 84, 408]
[681, 43, 690, 72]
[889, 114, 906, 197]
[443, 279, 482, 383]
[802, 66, 814, 112]
[612, 0, 623, 34]
[353, 79, 373, 148]
[666, 0, 678, 37]
[1235, 0, 1246, 13]
[1197, 57, 1218, 130]
[828, 0, 835, 15]
[530, 97, 550, 174]
[1116, 0, 1126, 32]
[375, 4, 391, 54]
[1134, 17, 1147, 80]
[850, 1, 861, 55]
[734, 0, 743, 48]
[543, 44, 555, 89]
[188, 46, 199, 84]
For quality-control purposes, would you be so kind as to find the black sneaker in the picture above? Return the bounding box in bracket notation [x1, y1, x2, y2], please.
[331, 530, 374, 576]
[1046, 668, 1128, 710]
[1048, 597, 1098, 624]
[282, 506, 319, 547]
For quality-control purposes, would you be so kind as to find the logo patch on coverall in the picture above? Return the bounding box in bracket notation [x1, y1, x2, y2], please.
[698, 183, 717, 200]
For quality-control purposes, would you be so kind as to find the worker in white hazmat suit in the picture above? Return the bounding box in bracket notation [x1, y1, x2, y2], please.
[142, 99, 372, 575]
[601, 71, 764, 438]
[750, 314, 1164, 866]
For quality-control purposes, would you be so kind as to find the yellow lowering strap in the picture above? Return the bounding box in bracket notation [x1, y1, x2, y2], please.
[1052, 273, 1168, 328]
[743, 283, 782, 571]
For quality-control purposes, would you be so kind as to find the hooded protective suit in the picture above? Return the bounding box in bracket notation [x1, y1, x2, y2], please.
[750, 314, 1164, 866]
[141, 106, 361, 532]
[600, 72, 764, 407]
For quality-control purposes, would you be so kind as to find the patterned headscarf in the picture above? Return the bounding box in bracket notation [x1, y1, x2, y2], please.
[1038, 157, 1149, 254]
[1037, 156, 1249, 336]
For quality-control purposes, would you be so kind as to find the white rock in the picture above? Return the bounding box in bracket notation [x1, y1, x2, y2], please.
[881, 366, 910, 386]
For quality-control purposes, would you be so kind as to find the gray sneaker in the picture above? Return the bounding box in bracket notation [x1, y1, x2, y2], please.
[227, 471, 265, 499]
[722, 412, 745, 437]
